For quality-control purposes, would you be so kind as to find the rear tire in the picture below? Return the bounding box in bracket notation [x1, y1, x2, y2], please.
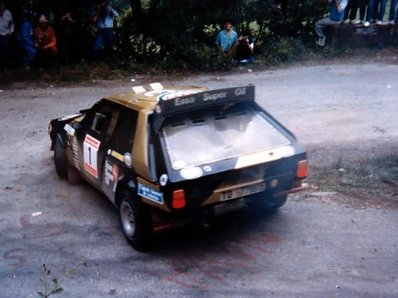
[54, 136, 68, 179]
[119, 192, 152, 251]
[267, 195, 287, 209]
[250, 193, 287, 211]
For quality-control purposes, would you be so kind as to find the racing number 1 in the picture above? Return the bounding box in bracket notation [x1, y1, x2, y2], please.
[83, 135, 101, 179]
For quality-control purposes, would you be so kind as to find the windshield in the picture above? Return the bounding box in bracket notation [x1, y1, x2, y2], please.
[162, 104, 291, 170]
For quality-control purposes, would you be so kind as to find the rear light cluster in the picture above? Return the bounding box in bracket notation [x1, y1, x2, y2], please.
[172, 189, 186, 209]
[296, 160, 308, 179]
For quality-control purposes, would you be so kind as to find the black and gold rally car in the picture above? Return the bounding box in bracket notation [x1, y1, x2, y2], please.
[49, 83, 308, 250]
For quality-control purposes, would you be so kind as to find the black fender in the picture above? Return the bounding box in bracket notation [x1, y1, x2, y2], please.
[115, 178, 137, 207]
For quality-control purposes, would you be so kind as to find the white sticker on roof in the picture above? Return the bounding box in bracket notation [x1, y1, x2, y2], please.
[159, 90, 202, 101]
[132, 86, 146, 93]
[149, 82, 163, 91]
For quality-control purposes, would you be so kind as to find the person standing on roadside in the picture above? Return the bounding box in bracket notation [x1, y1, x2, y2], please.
[215, 20, 238, 56]
[92, 0, 119, 61]
[57, 8, 78, 65]
[17, 11, 36, 69]
[315, 0, 348, 47]
[0, 0, 14, 73]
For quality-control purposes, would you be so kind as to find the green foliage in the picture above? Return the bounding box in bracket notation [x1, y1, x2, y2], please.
[7, 0, 332, 71]
[261, 37, 307, 64]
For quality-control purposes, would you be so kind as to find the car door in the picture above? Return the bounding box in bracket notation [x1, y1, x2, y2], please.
[101, 107, 138, 202]
[76, 100, 120, 188]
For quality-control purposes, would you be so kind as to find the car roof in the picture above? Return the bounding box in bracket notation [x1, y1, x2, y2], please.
[104, 84, 208, 113]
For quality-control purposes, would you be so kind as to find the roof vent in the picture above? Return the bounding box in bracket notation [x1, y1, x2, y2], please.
[132, 86, 146, 93]
[149, 82, 163, 91]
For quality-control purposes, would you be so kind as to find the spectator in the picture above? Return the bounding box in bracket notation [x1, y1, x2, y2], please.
[0, 0, 14, 73]
[57, 8, 78, 65]
[315, 0, 348, 47]
[34, 14, 57, 67]
[388, 0, 397, 24]
[236, 30, 254, 63]
[215, 20, 238, 55]
[92, 0, 119, 61]
[375, 0, 387, 24]
[364, 0, 387, 26]
[343, 0, 353, 23]
[17, 11, 36, 69]
[345, 0, 367, 24]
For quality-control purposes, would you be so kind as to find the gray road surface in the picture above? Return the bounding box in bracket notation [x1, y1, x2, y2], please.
[0, 63, 397, 297]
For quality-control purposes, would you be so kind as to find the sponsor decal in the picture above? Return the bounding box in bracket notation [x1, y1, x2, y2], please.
[83, 134, 101, 178]
[138, 182, 164, 204]
[111, 150, 124, 162]
[71, 136, 80, 170]
[159, 174, 168, 186]
[107, 148, 124, 162]
[202, 92, 227, 101]
[64, 124, 75, 136]
[155, 86, 254, 116]
[234, 87, 247, 96]
[161, 90, 200, 101]
[175, 96, 195, 106]
[179, 167, 203, 180]
[203, 165, 212, 172]
[104, 160, 119, 192]
[59, 113, 81, 121]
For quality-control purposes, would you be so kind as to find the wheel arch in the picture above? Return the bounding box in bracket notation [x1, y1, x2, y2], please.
[115, 178, 137, 207]
[55, 132, 68, 148]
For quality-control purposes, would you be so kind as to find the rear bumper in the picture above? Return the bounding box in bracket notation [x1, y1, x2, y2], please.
[274, 182, 309, 197]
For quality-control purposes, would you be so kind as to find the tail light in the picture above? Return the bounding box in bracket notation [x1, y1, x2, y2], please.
[172, 189, 186, 209]
[296, 160, 308, 179]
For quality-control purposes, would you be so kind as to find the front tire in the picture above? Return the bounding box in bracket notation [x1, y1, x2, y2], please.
[54, 135, 68, 179]
[119, 192, 152, 251]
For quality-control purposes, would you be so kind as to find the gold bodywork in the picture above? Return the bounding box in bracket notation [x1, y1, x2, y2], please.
[104, 85, 208, 182]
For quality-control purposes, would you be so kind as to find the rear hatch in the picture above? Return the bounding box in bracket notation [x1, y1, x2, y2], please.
[158, 101, 306, 208]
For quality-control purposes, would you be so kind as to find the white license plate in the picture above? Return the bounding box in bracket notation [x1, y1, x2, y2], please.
[221, 183, 266, 201]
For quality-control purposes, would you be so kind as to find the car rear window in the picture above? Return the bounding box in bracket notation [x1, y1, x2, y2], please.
[161, 103, 291, 170]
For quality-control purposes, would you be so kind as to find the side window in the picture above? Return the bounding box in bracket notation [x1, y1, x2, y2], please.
[111, 108, 138, 153]
[90, 102, 120, 138]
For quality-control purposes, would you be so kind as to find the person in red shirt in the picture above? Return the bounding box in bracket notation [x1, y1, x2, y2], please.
[34, 14, 57, 67]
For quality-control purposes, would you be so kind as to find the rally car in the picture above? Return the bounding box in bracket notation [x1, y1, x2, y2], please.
[49, 83, 308, 250]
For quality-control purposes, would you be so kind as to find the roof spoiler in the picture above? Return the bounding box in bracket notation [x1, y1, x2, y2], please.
[153, 85, 255, 132]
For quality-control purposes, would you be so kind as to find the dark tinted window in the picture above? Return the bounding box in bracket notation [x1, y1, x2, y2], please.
[88, 100, 120, 138]
[111, 108, 138, 153]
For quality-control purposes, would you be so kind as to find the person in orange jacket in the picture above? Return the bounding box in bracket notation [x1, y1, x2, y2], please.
[34, 14, 57, 67]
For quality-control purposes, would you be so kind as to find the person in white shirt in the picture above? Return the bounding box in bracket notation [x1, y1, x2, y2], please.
[0, 0, 14, 72]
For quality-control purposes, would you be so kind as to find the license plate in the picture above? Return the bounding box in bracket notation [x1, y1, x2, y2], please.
[221, 183, 266, 201]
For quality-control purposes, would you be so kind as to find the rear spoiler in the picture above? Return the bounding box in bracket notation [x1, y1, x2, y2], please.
[153, 85, 255, 132]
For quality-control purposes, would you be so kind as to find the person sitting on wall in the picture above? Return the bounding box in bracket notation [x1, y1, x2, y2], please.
[235, 29, 254, 63]
[34, 14, 57, 67]
[315, 0, 348, 47]
[215, 20, 238, 55]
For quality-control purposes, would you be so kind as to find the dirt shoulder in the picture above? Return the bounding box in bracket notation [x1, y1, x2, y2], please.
[299, 140, 398, 210]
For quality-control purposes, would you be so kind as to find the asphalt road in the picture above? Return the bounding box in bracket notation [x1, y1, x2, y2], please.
[0, 62, 397, 297]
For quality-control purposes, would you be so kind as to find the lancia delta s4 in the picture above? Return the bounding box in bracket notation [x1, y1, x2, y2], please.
[49, 83, 308, 250]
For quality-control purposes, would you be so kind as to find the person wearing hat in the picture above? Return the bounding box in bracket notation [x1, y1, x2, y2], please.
[0, 0, 14, 72]
[34, 14, 57, 67]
